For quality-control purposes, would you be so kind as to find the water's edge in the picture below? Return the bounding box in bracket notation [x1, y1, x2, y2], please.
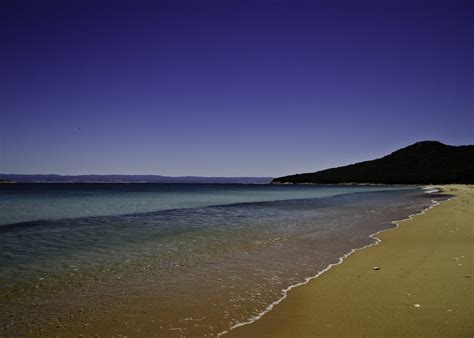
[217, 189, 451, 336]
[0, 185, 441, 335]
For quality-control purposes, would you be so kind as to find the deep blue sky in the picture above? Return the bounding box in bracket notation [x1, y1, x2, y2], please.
[1, 0, 473, 177]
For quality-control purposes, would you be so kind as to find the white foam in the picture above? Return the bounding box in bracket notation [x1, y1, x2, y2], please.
[422, 186, 440, 194]
[217, 196, 452, 337]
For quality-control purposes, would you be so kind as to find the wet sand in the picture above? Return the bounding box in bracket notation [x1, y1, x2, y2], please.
[227, 185, 474, 337]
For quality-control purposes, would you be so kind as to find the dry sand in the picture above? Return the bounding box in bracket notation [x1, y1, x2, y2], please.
[226, 185, 474, 337]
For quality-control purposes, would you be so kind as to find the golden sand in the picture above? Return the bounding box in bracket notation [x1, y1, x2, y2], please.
[227, 185, 474, 337]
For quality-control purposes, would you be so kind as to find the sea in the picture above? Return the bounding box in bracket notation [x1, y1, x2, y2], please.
[0, 184, 447, 336]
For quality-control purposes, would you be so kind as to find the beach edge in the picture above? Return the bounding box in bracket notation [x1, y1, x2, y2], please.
[224, 184, 473, 337]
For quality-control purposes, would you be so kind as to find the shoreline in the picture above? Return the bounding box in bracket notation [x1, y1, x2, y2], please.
[225, 185, 473, 337]
[5, 186, 468, 336]
[2, 185, 433, 337]
[218, 188, 447, 336]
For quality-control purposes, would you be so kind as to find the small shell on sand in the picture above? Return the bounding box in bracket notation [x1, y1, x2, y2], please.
[373, 266, 380, 270]
[414, 304, 421, 308]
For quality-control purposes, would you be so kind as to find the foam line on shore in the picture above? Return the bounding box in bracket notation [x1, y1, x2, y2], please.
[422, 186, 440, 194]
[217, 191, 451, 337]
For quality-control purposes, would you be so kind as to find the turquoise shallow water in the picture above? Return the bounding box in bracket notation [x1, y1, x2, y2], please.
[0, 183, 412, 226]
[0, 184, 445, 336]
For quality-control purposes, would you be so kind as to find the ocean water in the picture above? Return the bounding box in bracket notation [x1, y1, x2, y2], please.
[0, 184, 446, 336]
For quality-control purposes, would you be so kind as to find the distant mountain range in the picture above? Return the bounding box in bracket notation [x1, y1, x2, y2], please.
[273, 141, 474, 185]
[0, 174, 272, 184]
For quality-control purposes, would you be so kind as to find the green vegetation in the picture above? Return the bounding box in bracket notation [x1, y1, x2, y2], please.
[273, 141, 474, 184]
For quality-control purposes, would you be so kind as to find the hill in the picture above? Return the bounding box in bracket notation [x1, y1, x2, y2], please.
[273, 141, 474, 185]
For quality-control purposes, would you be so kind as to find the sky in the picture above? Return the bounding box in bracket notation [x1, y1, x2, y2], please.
[1, 0, 473, 177]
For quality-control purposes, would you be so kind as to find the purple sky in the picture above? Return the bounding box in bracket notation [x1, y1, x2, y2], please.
[1, 0, 473, 177]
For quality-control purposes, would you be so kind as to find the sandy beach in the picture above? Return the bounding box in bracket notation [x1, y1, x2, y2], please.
[227, 185, 474, 337]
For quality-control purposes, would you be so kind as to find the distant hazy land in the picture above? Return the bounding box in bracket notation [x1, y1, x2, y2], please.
[0, 174, 272, 184]
[4, 141, 473, 186]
